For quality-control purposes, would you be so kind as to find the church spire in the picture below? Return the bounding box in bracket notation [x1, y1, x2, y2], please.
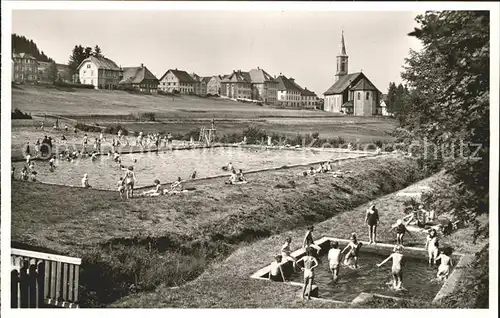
[340, 29, 347, 56]
[335, 29, 349, 81]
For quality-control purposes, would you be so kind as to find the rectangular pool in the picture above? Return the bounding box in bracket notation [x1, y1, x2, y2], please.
[13, 147, 367, 190]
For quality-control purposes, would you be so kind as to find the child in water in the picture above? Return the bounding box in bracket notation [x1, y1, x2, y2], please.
[341, 233, 363, 269]
[377, 245, 405, 290]
[281, 237, 298, 270]
[297, 247, 319, 300]
[268, 255, 286, 282]
[425, 229, 440, 267]
[328, 241, 343, 283]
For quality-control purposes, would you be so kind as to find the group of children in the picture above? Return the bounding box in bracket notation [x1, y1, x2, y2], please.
[138, 177, 185, 198]
[223, 163, 248, 185]
[269, 222, 454, 300]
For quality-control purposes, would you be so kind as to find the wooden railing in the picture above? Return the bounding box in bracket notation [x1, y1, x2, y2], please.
[11, 248, 81, 308]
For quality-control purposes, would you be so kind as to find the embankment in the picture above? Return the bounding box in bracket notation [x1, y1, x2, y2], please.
[11, 155, 427, 307]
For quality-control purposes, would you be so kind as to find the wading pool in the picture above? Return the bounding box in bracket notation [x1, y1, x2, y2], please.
[251, 237, 462, 304]
[13, 147, 368, 190]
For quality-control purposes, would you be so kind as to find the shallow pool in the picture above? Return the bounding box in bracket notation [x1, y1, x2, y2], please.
[289, 250, 446, 302]
[13, 147, 363, 190]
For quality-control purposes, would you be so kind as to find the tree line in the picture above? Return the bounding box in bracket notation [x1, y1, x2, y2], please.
[68, 45, 103, 77]
[12, 34, 54, 62]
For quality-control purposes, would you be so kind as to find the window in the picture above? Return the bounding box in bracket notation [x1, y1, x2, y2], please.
[87, 64, 91, 69]
[357, 92, 361, 100]
[91, 70, 94, 76]
[366, 92, 370, 100]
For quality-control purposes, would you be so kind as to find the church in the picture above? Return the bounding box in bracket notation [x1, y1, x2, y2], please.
[323, 31, 381, 116]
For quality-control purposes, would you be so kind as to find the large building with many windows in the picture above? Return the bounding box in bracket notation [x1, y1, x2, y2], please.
[77, 55, 123, 89]
[12, 52, 38, 83]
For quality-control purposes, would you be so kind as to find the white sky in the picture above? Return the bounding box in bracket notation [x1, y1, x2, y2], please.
[12, 10, 423, 96]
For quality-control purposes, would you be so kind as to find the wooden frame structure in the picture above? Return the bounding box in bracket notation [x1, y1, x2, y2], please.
[199, 120, 216, 146]
[11, 248, 82, 308]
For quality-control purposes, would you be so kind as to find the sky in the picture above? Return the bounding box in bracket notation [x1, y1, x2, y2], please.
[12, 10, 423, 96]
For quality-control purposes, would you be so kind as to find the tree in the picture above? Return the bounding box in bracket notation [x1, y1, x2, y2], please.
[94, 45, 102, 57]
[386, 82, 397, 113]
[47, 61, 58, 83]
[402, 11, 489, 238]
[67, 45, 94, 76]
[11, 34, 54, 62]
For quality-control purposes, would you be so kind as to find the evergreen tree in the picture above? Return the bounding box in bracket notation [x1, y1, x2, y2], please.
[94, 45, 102, 57]
[11, 34, 54, 62]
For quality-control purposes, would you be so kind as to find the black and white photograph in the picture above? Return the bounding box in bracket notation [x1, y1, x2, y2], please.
[1, 1, 498, 316]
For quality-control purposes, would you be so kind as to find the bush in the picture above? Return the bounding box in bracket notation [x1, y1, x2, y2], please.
[75, 122, 102, 133]
[132, 112, 156, 122]
[104, 125, 129, 136]
[241, 126, 267, 144]
[12, 108, 32, 119]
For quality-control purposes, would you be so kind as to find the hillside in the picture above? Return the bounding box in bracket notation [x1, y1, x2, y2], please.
[12, 33, 54, 62]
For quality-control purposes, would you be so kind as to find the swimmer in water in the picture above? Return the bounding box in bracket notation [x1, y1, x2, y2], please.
[377, 245, 405, 290]
[328, 241, 342, 283]
[341, 233, 363, 269]
[297, 247, 319, 300]
[435, 247, 454, 281]
[268, 255, 286, 282]
[425, 229, 440, 267]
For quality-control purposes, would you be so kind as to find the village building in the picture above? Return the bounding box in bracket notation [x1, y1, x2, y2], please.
[158, 68, 196, 94]
[220, 70, 252, 99]
[119, 63, 159, 93]
[77, 55, 123, 89]
[301, 87, 318, 109]
[324, 31, 381, 116]
[276, 74, 303, 107]
[248, 67, 278, 104]
[12, 52, 38, 83]
[377, 94, 393, 116]
[206, 75, 222, 96]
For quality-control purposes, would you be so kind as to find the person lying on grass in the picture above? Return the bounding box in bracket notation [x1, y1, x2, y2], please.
[341, 233, 363, 269]
[237, 169, 247, 182]
[268, 255, 287, 282]
[298, 247, 319, 300]
[436, 247, 454, 281]
[390, 219, 413, 246]
[168, 177, 183, 193]
[377, 244, 405, 290]
[141, 179, 163, 197]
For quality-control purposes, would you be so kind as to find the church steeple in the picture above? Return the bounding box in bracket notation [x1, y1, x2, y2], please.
[335, 29, 349, 82]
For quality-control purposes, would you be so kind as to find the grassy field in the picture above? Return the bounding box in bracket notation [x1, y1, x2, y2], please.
[12, 155, 428, 307]
[12, 85, 398, 143]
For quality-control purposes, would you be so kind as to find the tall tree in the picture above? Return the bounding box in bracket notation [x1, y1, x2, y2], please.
[47, 61, 58, 83]
[94, 45, 102, 57]
[402, 11, 489, 237]
[67, 45, 94, 76]
[11, 33, 54, 62]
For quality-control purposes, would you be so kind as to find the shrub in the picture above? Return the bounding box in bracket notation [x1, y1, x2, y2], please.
[104, 125, 129, 136]
[75, 122, 102, 133]
[241, 126, 267, 144]
[54, 82, 94, 89]
[12, 108, 32, 119]
[132, 112, 156, 122]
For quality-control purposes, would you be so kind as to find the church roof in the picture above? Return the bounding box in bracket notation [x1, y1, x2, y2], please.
[349, 78, 378, 91]
[323, 72, 362, 95]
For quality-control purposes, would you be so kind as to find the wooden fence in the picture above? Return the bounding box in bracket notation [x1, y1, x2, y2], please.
[11, 248, 81, 308]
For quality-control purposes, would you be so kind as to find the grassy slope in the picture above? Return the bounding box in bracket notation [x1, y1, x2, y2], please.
[12, 155, 427, 307]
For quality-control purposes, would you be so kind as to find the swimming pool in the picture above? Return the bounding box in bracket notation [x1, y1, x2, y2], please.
[13, 146, 368, 190]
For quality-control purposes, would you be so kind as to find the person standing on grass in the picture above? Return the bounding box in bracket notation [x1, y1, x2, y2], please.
[365, 204, 380, 244]
[49, 156, 56, 172]
[377, 245, 404, 290]
[268, 255, 287, 282]
[302, 226, 321, 253]
[328, 241, 342, 283]
[298, 247, 319, 300]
